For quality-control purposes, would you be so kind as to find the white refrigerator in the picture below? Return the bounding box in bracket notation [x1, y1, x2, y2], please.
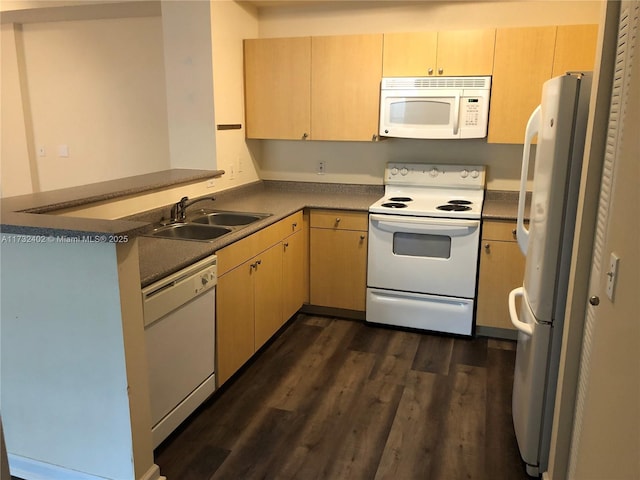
[509, 72, 592, 477]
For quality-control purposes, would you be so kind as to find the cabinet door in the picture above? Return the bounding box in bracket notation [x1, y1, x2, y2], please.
[282, 229, 305, 322]
[436, 29, 496, 76]
[244, 37, 311, 140]
[254, 243, 283, 351]
[552, 24, 598, 77]
[311, 34, 383, 141]
[476, 222, 526, 331]
[382, 31, 437, 76]
[310, 228, 368, 311]
[216, 262, 255, 385]
[488, 26, 556, 144]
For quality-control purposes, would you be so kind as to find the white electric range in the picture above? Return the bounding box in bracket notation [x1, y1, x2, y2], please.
[367, 163, 486, 335]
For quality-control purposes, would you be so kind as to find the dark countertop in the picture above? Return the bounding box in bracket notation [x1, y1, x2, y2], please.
[0, 169, 224, 237]
[2, 169, 523, 288]
[482, 190, 528, 221]
[136, 181, 383, 287]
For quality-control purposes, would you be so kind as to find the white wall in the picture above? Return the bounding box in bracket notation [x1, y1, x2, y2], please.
[252, 0, 603, 190]
[161, 0, 217, 171]
[19, 15, 171, 192]
[209, 0, 262, 192]
[0, 238, 140, 478]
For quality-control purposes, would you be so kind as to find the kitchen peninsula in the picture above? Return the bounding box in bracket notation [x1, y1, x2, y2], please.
[0, 169, 381, 480]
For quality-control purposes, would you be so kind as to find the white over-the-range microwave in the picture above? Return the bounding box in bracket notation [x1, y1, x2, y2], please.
[379, 76, 492, 140]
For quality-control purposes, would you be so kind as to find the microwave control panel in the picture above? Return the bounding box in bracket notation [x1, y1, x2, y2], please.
[462, 98, 483, 127]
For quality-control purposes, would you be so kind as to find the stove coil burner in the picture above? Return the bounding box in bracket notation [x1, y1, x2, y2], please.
[381, 202, 408, 209]
[437, 204, 472, 212]
[448, 199, 472, 205]
[388, 196, 413, 202]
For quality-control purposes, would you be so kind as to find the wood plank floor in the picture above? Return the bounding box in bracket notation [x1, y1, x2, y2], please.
[154, 314, 530, 480]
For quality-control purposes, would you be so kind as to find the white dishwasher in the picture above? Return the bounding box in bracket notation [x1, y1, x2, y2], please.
[142, 254, 217, 448]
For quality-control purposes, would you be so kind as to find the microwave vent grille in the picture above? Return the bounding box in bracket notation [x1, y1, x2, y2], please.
[382, 76, 491, 90]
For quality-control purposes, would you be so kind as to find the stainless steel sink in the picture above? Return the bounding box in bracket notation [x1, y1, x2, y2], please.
[189, 211, 271, 227]
[148, 223, 232, 241]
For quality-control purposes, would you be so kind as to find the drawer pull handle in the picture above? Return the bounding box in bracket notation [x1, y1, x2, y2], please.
[360, 235, 366, 240]
[484, 243, 491, 252]
[335, 218, 341, 223]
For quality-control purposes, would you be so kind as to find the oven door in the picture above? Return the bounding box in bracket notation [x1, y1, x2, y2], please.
[367, 213, 481, 298]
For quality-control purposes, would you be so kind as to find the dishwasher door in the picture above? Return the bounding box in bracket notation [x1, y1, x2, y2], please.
[142, 255, 216, 448]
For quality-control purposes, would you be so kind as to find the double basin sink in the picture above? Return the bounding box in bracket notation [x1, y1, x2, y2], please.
[147, 211, 271, 242]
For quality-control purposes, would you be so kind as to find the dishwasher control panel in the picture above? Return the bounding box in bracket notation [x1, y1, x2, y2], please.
[142, 255, 217, 327]
[194, 267, 217, 295]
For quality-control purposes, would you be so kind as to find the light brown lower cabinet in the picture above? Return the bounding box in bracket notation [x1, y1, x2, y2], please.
[476, 220, 526, 333]
[282, 227, 306, 321]
[216, 211, 303, 386]
[309, 209, 368, 311]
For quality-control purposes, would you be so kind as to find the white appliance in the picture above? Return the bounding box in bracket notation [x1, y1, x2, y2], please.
[367, 163, 485, 335]
[509, 72, 592, 477]
[379, 76, 491, 139]
[142, 255, 217, 448]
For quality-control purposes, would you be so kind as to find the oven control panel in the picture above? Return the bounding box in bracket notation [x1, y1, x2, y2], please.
[385, 163, 485, 188]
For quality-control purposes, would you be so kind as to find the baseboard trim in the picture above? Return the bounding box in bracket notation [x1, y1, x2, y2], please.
[9, 453, 165, 480]
[475, 325, 519, 340]
[300, 304, 365, 320]
[8, 453, 110, 480]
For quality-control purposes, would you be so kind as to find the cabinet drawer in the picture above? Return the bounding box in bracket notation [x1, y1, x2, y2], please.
[217, 211, 304, 276]
[482, 220, 517, 242]
[281, 210, 303, 237]
[310, 209, 368, 231]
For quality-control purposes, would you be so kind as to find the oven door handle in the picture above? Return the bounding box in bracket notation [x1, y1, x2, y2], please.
[370, 215, 479, 236]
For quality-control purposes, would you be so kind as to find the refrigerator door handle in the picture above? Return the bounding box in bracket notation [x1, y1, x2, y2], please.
[517, 105, 541, 255]
[509, 286, 533, 336]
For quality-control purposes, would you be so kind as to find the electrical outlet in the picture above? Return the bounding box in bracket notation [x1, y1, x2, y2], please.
[317, 161, 326, 175]
[58, 144, 69, 157]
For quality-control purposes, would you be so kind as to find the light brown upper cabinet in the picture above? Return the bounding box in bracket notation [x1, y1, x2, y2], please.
[311, 34, 383, 141]
[488, 26, 556, 144]
[244, 37, 311, 140]
[552, 24, 599, 77]
[488, 24, 598, 144]
[382, 29, 496, 77]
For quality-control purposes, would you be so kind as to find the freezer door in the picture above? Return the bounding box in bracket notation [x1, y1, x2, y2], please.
[511, 290, 551, 474]
[522, 75, 581, 322]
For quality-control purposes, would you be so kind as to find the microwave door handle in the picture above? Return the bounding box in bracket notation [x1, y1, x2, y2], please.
[452, 92, 461, 136]
[517, 105, 541, 255]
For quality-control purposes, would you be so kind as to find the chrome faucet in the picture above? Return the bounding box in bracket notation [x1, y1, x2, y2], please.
[171, 196, 216, 222]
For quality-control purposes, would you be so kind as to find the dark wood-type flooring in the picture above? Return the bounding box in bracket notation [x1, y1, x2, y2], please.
[154, 314, 530, 480]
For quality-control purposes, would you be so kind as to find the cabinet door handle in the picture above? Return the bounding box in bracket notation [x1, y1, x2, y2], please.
[438, 67, 444, 75]
[284, 242, 289, 248]
[292, 222, 298, 228]
[302, 132, 308, 140]
[360, 234, 366, 240]
[512, 228, 517, 239]
[335, 217, 341, 224]
[428, 67, 434, 75]
[484, 243, 491, 253]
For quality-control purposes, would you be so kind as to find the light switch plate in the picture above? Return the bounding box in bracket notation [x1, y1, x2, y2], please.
[606, 252, 620, 301]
